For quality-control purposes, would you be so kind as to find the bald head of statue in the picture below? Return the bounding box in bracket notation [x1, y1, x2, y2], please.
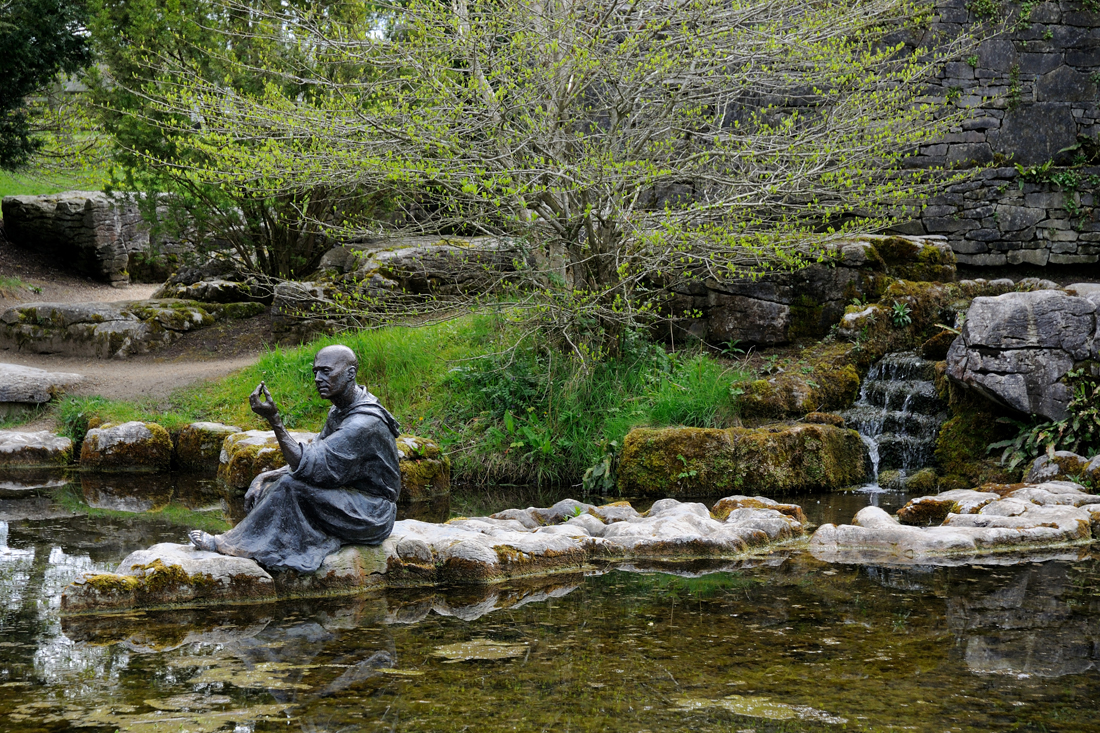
[313, 345, 360, 406]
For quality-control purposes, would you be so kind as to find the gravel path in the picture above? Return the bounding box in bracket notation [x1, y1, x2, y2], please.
[1, 237, 266, 423]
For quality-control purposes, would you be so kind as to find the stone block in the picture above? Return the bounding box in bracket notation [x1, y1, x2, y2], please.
[995, 205, 1046, 231]
[987, 104, 1077, 165]
[1007, 249, 1050, 266]
[1037, 66, 1097, 103]
[175, 422, 242, 473]
[396, 435, 451, 504]
[217, 430, 317, 489]
[0, 363, 83, 405]
[0, 430, 73, 467]
[81, 421, 173, 472]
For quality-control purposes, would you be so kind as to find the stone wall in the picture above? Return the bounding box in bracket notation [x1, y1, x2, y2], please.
[1, 192, 185, 285]
[900, 0, 1100, 265]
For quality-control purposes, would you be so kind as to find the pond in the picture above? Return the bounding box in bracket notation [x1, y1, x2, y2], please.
[1, 479, 1098, 732]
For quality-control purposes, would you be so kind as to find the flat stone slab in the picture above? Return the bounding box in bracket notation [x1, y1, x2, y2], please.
[61, 495, 806, 613]
[0, 430, 73, 467]
[0, 363, 84, 404]
[0, 299, 264, 359]
[810, 481, 1100, 565]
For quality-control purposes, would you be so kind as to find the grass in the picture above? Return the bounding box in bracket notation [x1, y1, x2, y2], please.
[53, 312, 751, 487]
[0, 275, 42, 299]
[0, 169, 104, 198]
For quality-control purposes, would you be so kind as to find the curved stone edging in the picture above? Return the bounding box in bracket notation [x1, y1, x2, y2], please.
[60, 496, 807, 614]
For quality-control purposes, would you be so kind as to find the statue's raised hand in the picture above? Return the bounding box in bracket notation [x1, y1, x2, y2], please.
[249, 382, 280, 424]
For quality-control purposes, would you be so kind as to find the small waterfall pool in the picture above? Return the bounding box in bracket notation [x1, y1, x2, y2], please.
[843, 351, 948, 491]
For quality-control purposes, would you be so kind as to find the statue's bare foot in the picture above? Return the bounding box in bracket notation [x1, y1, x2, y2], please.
[188, 530, 218, 552]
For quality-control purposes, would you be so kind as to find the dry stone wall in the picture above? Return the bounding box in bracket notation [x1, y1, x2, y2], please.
[900, 0, 1100, 266]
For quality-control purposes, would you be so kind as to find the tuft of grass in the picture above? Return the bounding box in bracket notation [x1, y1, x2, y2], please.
[56, 312, 751, 487]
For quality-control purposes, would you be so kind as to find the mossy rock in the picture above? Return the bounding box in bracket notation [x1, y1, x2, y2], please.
[80, 421, 172, 473]
[617, 422, 869, 498]
[740, 345, 860, 419]
[921, 330, 957, 361]
[217, 430, 316, 490]
[175, 422, 242, 473]
[396, 434, 451, 504]
[803, 412, 845, 428]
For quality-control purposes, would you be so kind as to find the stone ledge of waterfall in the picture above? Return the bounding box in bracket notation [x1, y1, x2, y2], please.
[60, 496, 807, 614]
[809, 481, 1100, 566]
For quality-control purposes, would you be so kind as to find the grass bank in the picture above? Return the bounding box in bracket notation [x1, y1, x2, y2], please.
[58, 312, 750, 487]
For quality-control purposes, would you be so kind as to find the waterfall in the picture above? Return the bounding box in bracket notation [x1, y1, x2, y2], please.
[843, 352, 947, 489]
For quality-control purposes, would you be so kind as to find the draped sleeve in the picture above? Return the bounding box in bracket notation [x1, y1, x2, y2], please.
[290, 412, 402, 502]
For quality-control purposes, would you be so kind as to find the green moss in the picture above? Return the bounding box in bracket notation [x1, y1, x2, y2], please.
[870, 236, 920, 265]
[934, 391, 1017, 488]
[79, 421, 173, 472]
[616, 422, 867, 497]
[84, 573, 140, 594]
[787, 294, 825, 341]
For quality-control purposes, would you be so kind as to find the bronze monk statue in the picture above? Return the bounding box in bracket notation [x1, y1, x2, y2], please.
[188, 344, 402, 572]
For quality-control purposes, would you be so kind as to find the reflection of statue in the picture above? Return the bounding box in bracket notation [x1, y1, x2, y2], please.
[189, 345, 402, 572]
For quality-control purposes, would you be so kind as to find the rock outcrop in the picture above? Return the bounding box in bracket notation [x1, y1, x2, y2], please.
[0, 299, 264, 359]
[946, 289, 1100, 421]
[80, 421, 173, 472]
[0, 363, 84, 410]
[616, 423, 869, 497]
[1, 191, 186, 285]
[0, 430, 73, 467]
[61, 495, 806, 612]
[810, 481, 1100, 564]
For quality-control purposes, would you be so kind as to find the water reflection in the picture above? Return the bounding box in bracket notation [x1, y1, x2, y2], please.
[2, 489, 1100, 731]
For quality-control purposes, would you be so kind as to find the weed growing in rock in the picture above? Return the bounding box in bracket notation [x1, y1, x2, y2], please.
[890, 301, 912, 327]
[988, 368, 1100, 470]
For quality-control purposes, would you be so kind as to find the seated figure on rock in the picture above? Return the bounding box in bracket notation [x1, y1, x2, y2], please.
[189, 345, 402, 572]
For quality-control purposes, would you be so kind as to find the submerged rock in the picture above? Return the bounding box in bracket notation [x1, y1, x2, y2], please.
[61, 496, 807, 613]
[811, 481, 1100, 564]
[0, 430, 73, 467]
[80, 421, 172, 472]
[617, 422, 868, 497]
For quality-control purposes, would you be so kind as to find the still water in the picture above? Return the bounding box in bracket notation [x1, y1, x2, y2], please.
[1, 481, 1098, 732]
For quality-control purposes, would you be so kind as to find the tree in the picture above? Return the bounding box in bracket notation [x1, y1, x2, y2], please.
[110, 0, 971, 356]
[87, 0, 390, 278]
[0, 0, 91, 169]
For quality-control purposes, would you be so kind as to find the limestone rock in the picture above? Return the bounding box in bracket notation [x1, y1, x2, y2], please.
[80, 421, 172, 472]
[1, 191, 182, 285]
[895, 489, 1000, 525]
[711, 495, 806, 524]
[1024, 451, 1090, 483]
[946, 291, 1100, 420]
[175, 422, 241, 472]
[0, 363, 84, 404]
[61, 495, 807, 612]
[395, 435, 450, 503]
[217, 429, 317, 489]
[0, 430, 73, 467]
[62, 543, 276, 613]
[616, 422, 869, 497]
[0, 299, 264, 359]
[810, 482, 1100, 564]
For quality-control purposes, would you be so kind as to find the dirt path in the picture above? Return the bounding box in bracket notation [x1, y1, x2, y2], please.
[1, 238, 267, 425]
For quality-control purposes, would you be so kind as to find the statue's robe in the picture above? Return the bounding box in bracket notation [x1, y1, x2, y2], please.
[214, 386, 402, 573]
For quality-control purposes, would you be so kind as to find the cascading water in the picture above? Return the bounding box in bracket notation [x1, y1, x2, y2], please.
[843, 351, 948, 489]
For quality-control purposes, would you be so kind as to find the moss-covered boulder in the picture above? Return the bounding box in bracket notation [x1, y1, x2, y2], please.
[216, 430, 317, 489]
[895, 488, 1000, 526]
[0, 430, 73, 467]
[1024, 451, 1090, 483]
[396, 434, 450, 503]
[617, 422, 868, 498]
[175, 422, 242, 472]
[80, 421, 172, 472]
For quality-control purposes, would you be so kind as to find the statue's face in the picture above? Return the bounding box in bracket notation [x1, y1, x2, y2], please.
[313, 350, 356, 399]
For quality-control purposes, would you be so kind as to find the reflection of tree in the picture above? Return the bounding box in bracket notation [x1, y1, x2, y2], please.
[945, 561, 1100, 678]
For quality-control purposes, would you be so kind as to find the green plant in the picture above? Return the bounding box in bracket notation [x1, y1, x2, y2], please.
[1007, 63, 1022, 111]
[988, 368, 1100, 470]
[966, 54, 979, 67]
[946, 86, 962, 103]
[720, 339, 745, 357]
[890, 300, 912, 327]
[675, 454, 698, 481]
[966, 0, 1000, 17]
[0, 276, 40, 297]
[582, 440, 619, 494]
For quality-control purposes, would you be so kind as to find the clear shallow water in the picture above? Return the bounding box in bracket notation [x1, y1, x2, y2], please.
[1, 482, 1099, 732]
